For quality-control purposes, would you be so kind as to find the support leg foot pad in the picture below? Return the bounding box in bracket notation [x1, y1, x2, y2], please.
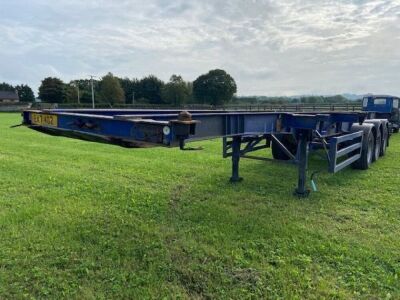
[294, 189, 310, 198]
[230, 177, 243, 183]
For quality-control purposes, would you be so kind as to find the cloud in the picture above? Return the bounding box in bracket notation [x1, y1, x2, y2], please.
[0, 0, 399, 95]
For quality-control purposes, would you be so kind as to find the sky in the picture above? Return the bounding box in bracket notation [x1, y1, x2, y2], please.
[0, 0, 399, 96]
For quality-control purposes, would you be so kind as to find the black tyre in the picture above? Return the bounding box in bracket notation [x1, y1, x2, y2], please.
[380, 125, 388, 156]
[372, 128, 381, 162]
[352, 128, 374, 170]
[271, 134, 297, 160]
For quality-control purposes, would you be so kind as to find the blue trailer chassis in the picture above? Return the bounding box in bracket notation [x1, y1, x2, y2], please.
[22, 109, 367, 196]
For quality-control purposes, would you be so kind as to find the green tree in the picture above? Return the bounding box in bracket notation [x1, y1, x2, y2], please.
[138, 75, 164, 104]
[0, 82, 15, 91]
[99, 73, 125, 105]
[63, 83, 79, 104]
[118, 77, 140, 104]
[161, 75, 190, 106]
[325, 95, 348, 103]
[38, 77, 65, 103]
[80, 90, 95, 104]
[186, 81, 194, 103]
[15, 84, 35, 102]
[71, 79, 99, 104]
[193, 69, 237, 105]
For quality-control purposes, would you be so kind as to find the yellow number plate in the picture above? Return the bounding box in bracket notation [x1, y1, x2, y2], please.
[31, 113, 58, 127]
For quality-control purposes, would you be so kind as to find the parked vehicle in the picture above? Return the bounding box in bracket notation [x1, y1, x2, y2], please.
[362, 94, 400, 133]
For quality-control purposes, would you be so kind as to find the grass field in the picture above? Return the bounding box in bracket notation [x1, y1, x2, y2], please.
[0, 113, 399, 299]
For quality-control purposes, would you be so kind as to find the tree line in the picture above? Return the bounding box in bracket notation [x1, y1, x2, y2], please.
[38, 69, 237, 106]
[234, 94, 359, 105]
[0, 82, 35, 102]
[1, 71, 359, 106]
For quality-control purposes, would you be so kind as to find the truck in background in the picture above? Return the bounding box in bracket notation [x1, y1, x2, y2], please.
[362, 94, 400, 133]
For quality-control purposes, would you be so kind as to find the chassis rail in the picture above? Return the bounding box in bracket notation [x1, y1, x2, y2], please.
[22, 109, 369, 196]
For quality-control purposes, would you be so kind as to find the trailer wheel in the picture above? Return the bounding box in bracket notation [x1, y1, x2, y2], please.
[271, 134, 297, 160]
[372, 128, 381, 162]
[352, 129, 374, 170]
[380, 125, 388, 156]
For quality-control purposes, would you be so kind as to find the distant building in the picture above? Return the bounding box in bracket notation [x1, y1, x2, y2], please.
[0, 91, 19, 103]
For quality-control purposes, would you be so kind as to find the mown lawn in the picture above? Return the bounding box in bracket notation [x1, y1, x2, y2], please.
[0, 112, 399, 299]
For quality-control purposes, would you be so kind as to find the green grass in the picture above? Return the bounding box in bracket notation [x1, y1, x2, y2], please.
[0, 113, 399, 299]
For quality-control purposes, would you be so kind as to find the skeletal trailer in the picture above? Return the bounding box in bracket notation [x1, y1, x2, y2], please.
[21, 107, 392, 196]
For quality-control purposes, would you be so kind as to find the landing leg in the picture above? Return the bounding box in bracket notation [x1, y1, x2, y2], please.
[295, 132, 310, 197]
[230, 136, 243, 182]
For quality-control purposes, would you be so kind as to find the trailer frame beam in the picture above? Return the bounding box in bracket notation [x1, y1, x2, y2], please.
[21, 109, 371, 197]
